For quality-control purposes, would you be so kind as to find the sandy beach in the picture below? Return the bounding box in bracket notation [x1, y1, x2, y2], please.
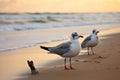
[0, 1, 120, 80]
[0, 27, 120, 80]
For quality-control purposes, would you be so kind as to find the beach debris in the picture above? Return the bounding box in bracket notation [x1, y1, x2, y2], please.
[75, 59, 80, 62]
[75, 59, 89, 62]
[98, 56, 103, 58]
[93, 56, 106, 60]
[82, 60, 89, 62]
[97, 56, 106, 59]
[27, 60, 38, 74]
[94, 61, 100, 63]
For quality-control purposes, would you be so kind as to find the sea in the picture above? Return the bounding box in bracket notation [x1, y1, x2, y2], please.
[0, 12, 120, 52]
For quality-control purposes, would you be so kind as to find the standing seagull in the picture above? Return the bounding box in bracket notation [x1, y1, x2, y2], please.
[40, 32, 83, 70]
[81, 29, 99, 55]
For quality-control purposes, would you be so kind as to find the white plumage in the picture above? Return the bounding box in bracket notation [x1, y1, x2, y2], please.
[40, 32, 83, 70]
[81, 29, 99, 55]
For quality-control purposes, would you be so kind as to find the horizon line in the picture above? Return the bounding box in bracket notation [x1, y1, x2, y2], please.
[0, 11, 120, 14]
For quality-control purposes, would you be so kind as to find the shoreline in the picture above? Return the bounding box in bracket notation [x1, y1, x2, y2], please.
[0, 27, 120, 80]
[0, 24, 119, 53]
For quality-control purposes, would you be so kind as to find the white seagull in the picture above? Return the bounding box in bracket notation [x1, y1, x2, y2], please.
[81, 29, 99, 55]
[40, 32, 83, 70]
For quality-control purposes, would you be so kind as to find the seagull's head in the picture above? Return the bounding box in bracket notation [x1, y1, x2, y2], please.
[92, 29, 99, 35]
[71, 32, 83, 40]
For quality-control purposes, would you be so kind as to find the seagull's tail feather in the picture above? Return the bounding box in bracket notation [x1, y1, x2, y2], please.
[40, 46, 50, 51]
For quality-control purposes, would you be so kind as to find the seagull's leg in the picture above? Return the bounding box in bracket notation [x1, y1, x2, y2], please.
[88, 47, 90, 55]
[91, 47, 95, 55]
[64, 58, 70, 70]
[69, 58, 75, 70]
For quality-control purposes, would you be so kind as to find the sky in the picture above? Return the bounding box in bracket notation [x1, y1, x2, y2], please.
[0, 0, 120, 13]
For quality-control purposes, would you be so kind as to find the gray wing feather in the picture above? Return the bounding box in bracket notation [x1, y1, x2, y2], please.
[49, 42, 71, 56]
[81, 35, 92, 48]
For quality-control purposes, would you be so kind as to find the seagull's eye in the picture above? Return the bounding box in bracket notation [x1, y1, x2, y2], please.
[93, 30, 96, 34]
[72, 32, 78, 38]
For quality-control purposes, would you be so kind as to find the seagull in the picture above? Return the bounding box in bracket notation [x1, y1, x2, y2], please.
[40, 32, 83, 70]
[81, 29, 99, 55]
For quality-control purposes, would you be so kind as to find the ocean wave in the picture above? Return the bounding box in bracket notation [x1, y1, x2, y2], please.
[0, 13, 120, 52]
[0, 13, 120, 32]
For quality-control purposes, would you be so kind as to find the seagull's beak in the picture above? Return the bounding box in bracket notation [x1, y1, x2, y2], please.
[97, 31, 99, 34]
[79, 35, 84, 38]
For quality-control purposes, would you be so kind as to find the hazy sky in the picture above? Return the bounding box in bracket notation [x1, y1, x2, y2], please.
[0, 0, 120, 13]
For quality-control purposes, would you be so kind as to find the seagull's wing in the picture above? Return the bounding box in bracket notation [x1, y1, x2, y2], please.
[81, 35, 92, 48]
[49, 41, 71, 56]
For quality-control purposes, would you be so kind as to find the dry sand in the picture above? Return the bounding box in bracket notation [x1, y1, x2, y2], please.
[0, 27, 120, 80]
